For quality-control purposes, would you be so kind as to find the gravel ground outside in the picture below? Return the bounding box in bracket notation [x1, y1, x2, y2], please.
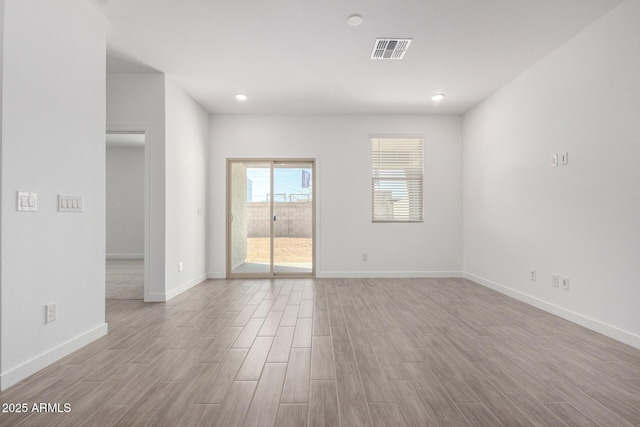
[247, 237, 312, 263]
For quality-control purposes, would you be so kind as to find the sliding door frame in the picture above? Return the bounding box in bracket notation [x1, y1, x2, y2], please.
[226, 158, 316, 278]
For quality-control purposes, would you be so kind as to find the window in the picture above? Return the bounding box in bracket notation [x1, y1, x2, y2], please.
[371, 136, 423, 222]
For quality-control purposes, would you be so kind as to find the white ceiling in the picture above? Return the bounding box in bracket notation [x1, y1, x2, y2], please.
[94, 0, 623, 115]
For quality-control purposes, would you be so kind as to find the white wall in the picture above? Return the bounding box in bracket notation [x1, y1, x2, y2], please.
[0, 0, 5, 382]
[164, 77, 208, 298]
[106, 146, 145, 258]
[106, 73, 166, 300]
[208, 115, 463, 278]
[106, 73, 209, 300]
[0, 0, 107, 390]
[463, 0, 640, 348]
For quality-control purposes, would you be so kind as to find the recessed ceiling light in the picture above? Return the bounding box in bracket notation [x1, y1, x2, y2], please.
[235, 93, 248, 101]
[431, 93, 445, 101]
[347, 14, 363, 26]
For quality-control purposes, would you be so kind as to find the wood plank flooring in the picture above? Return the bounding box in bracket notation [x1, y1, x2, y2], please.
[105, 259, 144, 300]
[2, 278, 640, 426]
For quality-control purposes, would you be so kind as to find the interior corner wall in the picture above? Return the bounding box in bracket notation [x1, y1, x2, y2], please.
[208, 114, 463, 278]
[0, 0, 107, 390]
[106, 72, 166, 301]
[164, 77, 208, 298]
[106, 146, 145, 258]
[463, 0, 640, 348]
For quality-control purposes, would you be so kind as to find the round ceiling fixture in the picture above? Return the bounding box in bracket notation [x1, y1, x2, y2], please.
[431, 93, 445, 101]
[347, 14, 363, 26]
[235, 93, 248, 101]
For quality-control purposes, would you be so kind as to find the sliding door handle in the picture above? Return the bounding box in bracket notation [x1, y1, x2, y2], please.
[273, 215, 277, 222]
[228, 213, 234, 224]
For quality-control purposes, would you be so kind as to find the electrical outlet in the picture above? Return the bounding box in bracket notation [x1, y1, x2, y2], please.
[552, 274, 559, 288]
[362, 253, 368, 262]
[561, 277, 569, 290]
[551, 154, 558, 167]
[178, 262, 183, 272]
[530, 269, 536, 281]
[46, 303, 57, 323]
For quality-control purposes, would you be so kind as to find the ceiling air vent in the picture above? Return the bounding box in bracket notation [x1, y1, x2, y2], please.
[371, 38, 412, 60]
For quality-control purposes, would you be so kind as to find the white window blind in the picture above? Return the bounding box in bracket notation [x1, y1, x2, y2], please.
[371, 137, 424, 222]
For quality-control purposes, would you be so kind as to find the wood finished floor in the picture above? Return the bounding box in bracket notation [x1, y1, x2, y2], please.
[2, 278, 640, 426]
[105, 259, 144, 300]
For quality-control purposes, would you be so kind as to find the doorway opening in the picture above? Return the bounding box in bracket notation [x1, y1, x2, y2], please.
[227, 159, 315, 278]
[105, 130, 149, 299]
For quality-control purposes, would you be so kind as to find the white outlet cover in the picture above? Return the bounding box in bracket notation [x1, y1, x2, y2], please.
[46, 303, 57, 323]
[551, 154, 558, 167]
[552, 274, 559, 288]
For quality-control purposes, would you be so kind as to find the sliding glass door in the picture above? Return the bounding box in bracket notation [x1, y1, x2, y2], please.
[228, 161, 272, 275]
[273, 162, 314, 274]
[227, 159, 314, 277]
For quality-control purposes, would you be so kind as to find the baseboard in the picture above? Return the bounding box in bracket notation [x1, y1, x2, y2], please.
[464, 272, 640, 350]
[0, 323, 109, 391]
[317, 271, 463, 278]
[207, 271, 225, 279]
[106, 254, 144, 259]
[165, 274, 208, 301]
[144, 274, 208, 302]
[145, 293, 168, 302]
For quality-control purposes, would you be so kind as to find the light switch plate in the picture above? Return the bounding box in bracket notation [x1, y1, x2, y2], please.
[560, 152, 569, 165]
[59, 195, 83, 212]
[17, 191, 37, 211]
